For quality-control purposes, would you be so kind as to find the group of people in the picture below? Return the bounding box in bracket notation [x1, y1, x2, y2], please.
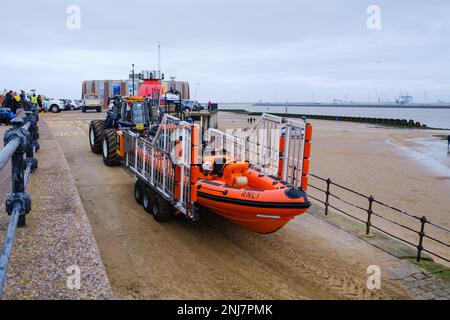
[1, 90, 43, 114]
[247, 117, 256, 124]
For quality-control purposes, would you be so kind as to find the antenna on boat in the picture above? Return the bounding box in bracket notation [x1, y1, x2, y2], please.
[194, 83, 200, 100]
[157, 40, 161, 75]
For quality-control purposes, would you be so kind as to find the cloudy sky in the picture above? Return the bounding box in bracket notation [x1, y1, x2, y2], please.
[0, 0, 449, 103]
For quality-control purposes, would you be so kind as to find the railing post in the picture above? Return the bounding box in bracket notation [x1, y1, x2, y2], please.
[4, 117, 32, 227]
[417, 216, 427, 262]
[366, 196, 374, 235]
[24, 110, 39, 172]
[324, 178, 331, 215]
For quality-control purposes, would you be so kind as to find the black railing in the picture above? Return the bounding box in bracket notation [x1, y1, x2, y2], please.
[308, 173, 450, 264]
[0, 108, 39, 299]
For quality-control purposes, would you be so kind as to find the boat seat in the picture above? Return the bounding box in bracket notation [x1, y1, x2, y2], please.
[212, 157, 227, 177]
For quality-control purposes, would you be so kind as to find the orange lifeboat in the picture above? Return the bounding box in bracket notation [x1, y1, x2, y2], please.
[195, 156, 311, 234]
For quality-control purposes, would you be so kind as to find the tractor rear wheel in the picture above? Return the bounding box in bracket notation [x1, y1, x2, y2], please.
[89, 120, 105, 154]
[134, 180, 145, 205]
[151, 195, 174, 222]
[102, 129, 120, 166]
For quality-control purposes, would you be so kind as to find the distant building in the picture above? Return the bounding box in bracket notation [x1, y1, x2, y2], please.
[82, 78, 190, 107]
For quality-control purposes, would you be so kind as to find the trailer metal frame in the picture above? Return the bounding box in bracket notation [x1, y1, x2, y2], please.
[123, 113, 311, 220]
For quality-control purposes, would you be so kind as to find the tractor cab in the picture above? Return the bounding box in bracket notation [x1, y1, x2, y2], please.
[120, 97, 149, 132]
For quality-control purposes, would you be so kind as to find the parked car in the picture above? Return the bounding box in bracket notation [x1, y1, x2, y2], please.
[60, 99, 76, 111]
[181, 100, 203, 111]
[45, 98, 64, 113]
[81, 94, 102, 113]
[74, 99, 82, 110]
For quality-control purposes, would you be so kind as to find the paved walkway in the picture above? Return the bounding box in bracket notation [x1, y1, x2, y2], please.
[401, 272, 450, 300]
[0, 119, 112, 299]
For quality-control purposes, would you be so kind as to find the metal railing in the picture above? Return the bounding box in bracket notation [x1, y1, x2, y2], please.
[0, 108, 40, 299]
[308, 173, 450, 264]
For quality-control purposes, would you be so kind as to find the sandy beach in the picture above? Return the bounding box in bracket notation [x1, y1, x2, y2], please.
[219, 112, 450, 265]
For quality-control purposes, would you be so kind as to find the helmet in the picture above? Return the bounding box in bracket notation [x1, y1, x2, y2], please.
[202, 161, 212, 172]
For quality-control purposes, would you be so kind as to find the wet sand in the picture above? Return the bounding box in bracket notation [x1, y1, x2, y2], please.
[219, 112, 450, 265]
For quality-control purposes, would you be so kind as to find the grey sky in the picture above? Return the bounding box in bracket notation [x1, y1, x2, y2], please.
[0, 0, 449, 102]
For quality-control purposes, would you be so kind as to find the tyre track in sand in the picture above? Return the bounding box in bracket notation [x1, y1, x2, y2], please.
[200, 211, 406, 300]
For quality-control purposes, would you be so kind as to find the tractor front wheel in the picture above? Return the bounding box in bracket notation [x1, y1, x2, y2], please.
[102, 129, 120, 166]
[89, 120, 105, 154]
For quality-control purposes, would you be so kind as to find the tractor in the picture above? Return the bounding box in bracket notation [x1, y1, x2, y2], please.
[88, 96, 162, 166]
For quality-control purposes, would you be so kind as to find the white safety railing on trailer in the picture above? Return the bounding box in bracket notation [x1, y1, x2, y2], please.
[173, 119, 192, 212]
[245, 113, 283, 177]
[280, 118, 307, 188]
[205, 113, 308, 189]
[205, 128, 246, 161]
[125, 114, 194, 214]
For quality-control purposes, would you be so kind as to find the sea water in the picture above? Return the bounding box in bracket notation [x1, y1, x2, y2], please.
[219, 103, 450, 129]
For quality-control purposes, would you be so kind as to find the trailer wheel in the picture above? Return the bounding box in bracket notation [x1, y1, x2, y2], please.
[89, 120, 105, 154]
[151, 195, 173, 222]
[102, 129, 120, 166]
[134, 180, 145, 205]
[142, 189, 154, 214]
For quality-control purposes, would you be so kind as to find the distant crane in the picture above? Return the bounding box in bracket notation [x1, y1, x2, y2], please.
[395, 92, 413, 105]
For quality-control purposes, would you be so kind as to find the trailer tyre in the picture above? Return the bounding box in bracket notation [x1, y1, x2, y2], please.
[142, 189, 154, 214]
[102, 129, 120, 166]
[151, 195, 173, 222]
[135, 180, 145, 205]
[89, 120, 105, 154]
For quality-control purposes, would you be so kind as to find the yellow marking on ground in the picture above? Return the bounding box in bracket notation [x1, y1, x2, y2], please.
[51, 129, 87, 137]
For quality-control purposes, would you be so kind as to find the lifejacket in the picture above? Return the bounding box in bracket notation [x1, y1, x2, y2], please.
[14, 95, 20, 102]
[31, 96, 38, 104]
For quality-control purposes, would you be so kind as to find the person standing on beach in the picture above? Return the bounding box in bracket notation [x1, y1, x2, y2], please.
[11, 92, 20, 114]
[447, 135, 450, 149]
[3, 91, 13, 108]
[31, 93, 38, 106]
[37, 95, 43, 112]
[19, 90, 26, 103]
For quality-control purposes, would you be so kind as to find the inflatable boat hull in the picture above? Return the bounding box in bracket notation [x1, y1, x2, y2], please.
[196, 174, 311, 234]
